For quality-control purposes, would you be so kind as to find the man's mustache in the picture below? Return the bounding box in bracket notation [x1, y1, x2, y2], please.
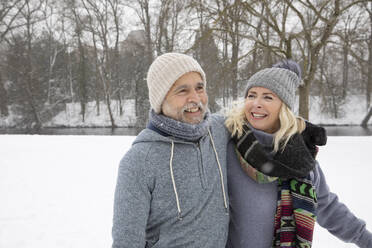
[182, 102, 206, 112]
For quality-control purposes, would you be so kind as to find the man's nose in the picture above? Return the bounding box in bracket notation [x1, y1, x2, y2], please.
[187, 89, 200, 102]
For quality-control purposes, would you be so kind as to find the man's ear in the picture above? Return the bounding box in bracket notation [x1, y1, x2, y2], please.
[159, 100, 166, 115]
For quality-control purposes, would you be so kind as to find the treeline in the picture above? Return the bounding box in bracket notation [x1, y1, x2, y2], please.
[0, 0, 371, 128]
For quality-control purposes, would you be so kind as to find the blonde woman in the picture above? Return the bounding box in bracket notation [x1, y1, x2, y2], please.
[225, 60, 372, 248]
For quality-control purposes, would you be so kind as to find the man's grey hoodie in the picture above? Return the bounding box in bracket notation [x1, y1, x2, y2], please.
[112, 115, 230, 248]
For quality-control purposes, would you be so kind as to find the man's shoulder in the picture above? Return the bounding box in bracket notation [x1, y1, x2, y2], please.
[121, 128, 171, 167]
[209, 113, 230, 140]
[210, 113, 226, 126]
[119, 130, 153, 162]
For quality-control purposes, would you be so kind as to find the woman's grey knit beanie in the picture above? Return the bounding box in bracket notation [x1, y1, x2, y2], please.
[244, 59, 302, 110]
[147, 53, 206, 113]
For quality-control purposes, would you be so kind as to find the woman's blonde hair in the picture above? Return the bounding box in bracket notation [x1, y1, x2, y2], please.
[225, 100, 306, 153]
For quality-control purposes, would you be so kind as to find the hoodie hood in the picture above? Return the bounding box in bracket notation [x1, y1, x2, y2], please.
[133, 128, 174, 145]
[132, 126, 228, 220]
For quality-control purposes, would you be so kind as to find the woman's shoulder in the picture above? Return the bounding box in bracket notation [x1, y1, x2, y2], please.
[310, 161, 322, 189]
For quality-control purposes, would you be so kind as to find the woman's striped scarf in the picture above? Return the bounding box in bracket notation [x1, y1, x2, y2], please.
[232, 124, 321, 248]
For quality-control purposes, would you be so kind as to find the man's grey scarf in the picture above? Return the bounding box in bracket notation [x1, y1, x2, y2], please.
[149, 109, 210, 142]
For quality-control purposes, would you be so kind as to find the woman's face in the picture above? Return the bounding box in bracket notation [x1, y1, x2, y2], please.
[244, 87, 282, 134]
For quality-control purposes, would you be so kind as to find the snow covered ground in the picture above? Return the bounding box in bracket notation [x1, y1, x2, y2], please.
[308, 95, 371, 126]
[0, 100, 137, 128]
[1, 95, 371, 128]
[44, 100, 137, 128]
[1, 135, 371, 247]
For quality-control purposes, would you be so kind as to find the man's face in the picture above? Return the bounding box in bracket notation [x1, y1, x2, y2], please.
[161, 72, 208, 124]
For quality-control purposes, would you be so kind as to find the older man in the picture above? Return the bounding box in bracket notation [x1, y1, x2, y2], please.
[112, 53, 230, 247]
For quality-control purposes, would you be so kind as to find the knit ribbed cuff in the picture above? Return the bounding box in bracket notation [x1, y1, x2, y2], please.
[355, 229, 372, 248]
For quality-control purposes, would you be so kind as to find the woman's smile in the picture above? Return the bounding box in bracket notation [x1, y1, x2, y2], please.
[245, 87, 282, 134]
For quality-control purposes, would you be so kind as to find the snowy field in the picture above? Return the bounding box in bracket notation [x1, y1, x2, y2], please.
[1, 95, 372, 128]
[1, 135, 371, 248]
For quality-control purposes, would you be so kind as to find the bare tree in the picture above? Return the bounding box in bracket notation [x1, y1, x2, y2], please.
[193, 25, 222, 112]
[362, 1, 372, 126]
[133, 0, 153, 63]
[219, 0, 244, 100]
[0, 0, 27, 116]
[128, 0, 151, 128]
[0, 0, 27, 42]
[81, 0, 123, 128]
[59, 3, 76, 109]
[18, 0, 46, 129]
[333, 7, 368, 100]
[125, 0, 186, 127]
[207, 0, 246, 100]
[240, 0, 368, 119]
[108, 0, 124, 117]
[318, 45, 346, 118]
[155, 0, 182, 54]
[38, 1, 70, 107]
[338, 2, 372, 125]
[66, 0, 89, 123]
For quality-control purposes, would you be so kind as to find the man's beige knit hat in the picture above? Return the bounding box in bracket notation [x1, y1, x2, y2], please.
[147, 53, 206, 113]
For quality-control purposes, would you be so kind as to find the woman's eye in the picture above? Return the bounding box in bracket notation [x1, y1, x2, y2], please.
[247, 94, 255, 99]
[264, 96, 273, 100]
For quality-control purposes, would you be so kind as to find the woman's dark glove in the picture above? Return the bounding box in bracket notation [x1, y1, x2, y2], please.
[273, 133, 315, 178]
[302, 121, 327, 158]
[233, 122, 327, 179]
[233, 128, 315, 179]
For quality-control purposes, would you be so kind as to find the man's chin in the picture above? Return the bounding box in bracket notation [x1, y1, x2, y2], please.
[182, 113, 205, 124]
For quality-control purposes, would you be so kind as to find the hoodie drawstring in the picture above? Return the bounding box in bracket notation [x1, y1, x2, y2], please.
[168, 129, 229, 221]
[169, 141, 182, 220]
[207, 128, 229, 213]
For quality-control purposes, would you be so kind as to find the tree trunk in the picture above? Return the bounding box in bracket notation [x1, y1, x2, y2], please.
[26, 13, 42, 129]
[222, 33, 229, 107]
[0, 71, 9, 116]
[106, 93, 116, 128]
[299, 79, 310, 120]
[95, 73, 100, 116]
[367, 24, 372, 109]
[361, 106, 372, 127]
[135, 0, 151, 128]
[319, 46, 326, 101]
[342, 44, 349, 99]
[250, 2, 264, 74]
[231, 9, 240, 100]
[105, 86, 116, 128]
[117, 91, 122, 116]
[263, 19, 272, 67]
[77, 36, 87, 123]
[231, 39, 239, 100]
[25, 56, 42, 129]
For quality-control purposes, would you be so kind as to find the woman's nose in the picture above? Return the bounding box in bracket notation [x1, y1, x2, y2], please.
[253, 98, 262, 108]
